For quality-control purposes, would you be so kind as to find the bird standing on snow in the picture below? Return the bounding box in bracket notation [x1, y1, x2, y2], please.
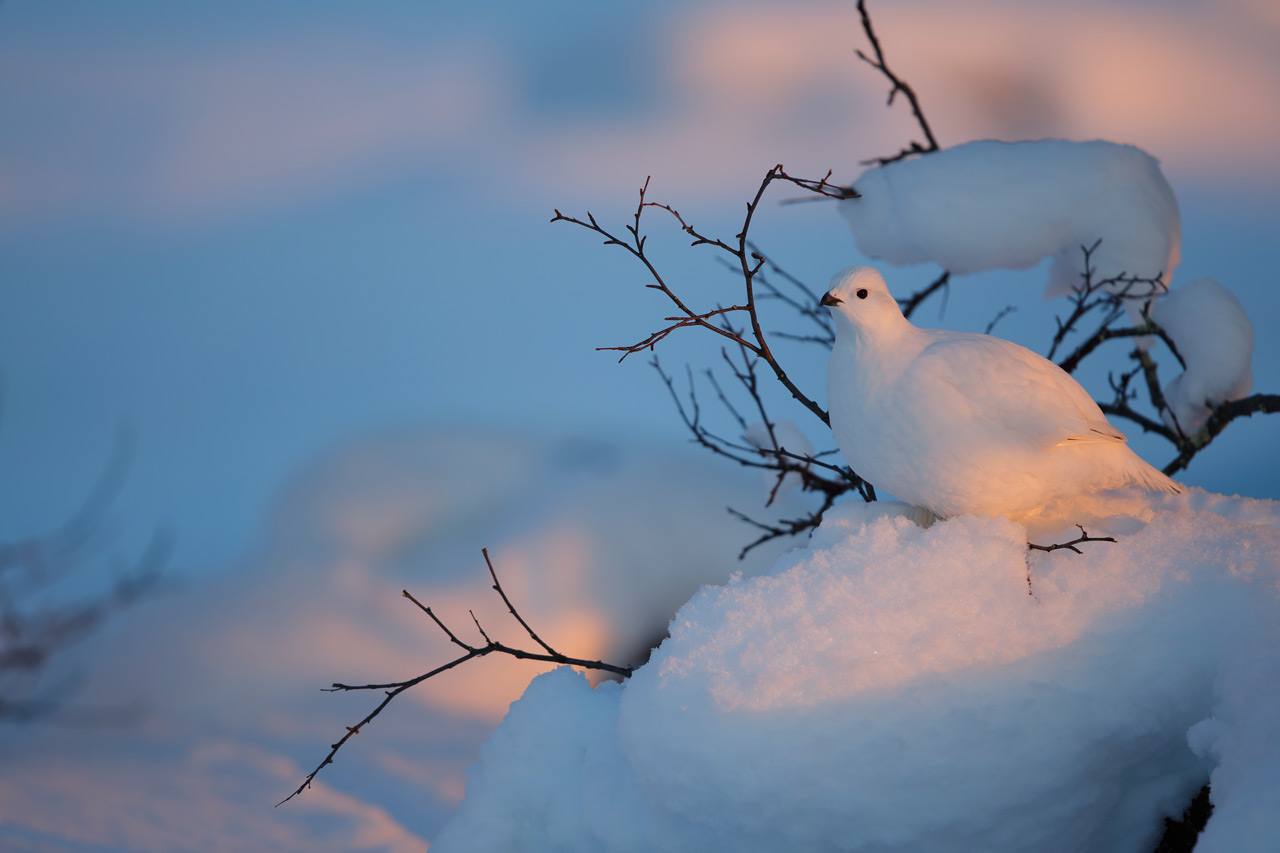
[822, 267, 1180, 520]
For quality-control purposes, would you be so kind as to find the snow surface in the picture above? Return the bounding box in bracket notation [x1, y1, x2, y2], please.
[436, 490, 1280, 852]
[839, 140, 1182, 299]
[1153, 278, 1254, 434]
[0, 429, 798, 848]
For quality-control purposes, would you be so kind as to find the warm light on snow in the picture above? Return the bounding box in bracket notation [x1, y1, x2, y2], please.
[436, 492, 1280, 852]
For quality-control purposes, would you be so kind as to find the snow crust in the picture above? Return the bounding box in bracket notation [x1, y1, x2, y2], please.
[436, 491, 1280, 852]
[839, 139, 1181, 298]
[1153, 278, 1254, 434]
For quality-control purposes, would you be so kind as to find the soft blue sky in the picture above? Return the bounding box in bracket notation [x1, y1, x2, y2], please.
[3, 0, 1277, 576]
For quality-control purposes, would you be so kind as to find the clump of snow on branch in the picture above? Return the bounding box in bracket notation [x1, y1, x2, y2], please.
[1153, 277, 1254, 433]
[840, 139, 1181, 296]
[434, 492, 1280, 852]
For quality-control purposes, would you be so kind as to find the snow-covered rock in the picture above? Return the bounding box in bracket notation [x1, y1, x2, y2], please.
[436, 491, 1280, 852]
[839, 139, 1181, 299]
[1153, 278, 1254, 434]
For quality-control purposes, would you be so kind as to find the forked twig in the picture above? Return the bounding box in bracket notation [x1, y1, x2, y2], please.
[279, 548, 632, 806]
[855, 0, 939, 166]
[1027, 525, 1116, 555]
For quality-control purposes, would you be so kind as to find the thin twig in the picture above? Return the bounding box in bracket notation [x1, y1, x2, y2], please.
[1163, 393, 1280, 476]
[898, 271, 950, 321]
[279, 550, 632, 806]
[1027, 525, 1116, 555]
[855, 0, 939, 166]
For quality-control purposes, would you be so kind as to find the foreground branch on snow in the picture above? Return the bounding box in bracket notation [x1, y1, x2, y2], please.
[1024, 525, 1119, 595]
[279, 548, 633, 806]
[1027, 525, 1117, 555]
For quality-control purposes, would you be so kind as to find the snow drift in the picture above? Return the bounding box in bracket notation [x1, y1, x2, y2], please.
[839, 139, 1182, 298]
[0, 429, 797, 849]
[436, 490, 1280, 852]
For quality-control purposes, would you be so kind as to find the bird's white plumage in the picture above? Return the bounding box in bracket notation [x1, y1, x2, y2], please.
[824, 267, 1179, 519]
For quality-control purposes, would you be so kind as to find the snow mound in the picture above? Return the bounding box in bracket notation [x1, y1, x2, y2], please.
[1153, 278, 1254, 434]
[839, 139, 1181, 298]
[435, 493, 1280, 852]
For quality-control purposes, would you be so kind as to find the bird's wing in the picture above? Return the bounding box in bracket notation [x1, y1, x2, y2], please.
[905, 332, 1123, 448]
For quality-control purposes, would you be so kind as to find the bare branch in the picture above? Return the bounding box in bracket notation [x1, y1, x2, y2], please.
[1047, 241, 1170, 368]
[855, 0, 939, 165]
[280, 550, 633, 806]
[983, 305, 1017, 336]
[1163, 393, 1280, 476]
[1057, 323, 1180, 376]
[1027, 525, 1117, 555]
[652, 352, 874, 556]
[481, 547, 556, 657]
[898, 271, 950, 321]
[727, 490, 839, 559]
[555, 165, 857, 428]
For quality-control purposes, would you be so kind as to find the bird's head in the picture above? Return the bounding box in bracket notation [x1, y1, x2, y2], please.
[821, 267, 907, 339]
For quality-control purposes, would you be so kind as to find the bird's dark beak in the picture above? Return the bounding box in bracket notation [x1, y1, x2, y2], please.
[820, 292, 842, 307]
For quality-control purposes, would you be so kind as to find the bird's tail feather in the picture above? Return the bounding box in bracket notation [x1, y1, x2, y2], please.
[1127, 455, 1182, 494]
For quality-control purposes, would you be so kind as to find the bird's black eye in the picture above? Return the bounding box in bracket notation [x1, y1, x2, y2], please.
[856, 288, 869, 300]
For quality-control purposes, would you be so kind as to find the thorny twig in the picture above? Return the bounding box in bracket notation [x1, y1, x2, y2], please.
[279, 548, 632, 806]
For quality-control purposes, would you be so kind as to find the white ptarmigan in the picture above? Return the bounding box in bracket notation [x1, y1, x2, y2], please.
[822, 267, 1180, 520]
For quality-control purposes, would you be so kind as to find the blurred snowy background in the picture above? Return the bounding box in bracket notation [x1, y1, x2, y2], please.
[1, 0, 1277, 848]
